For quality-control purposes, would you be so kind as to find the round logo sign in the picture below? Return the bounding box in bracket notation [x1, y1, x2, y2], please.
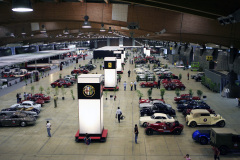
[203, 118, 207, 122]
[83, 85, 95, 97]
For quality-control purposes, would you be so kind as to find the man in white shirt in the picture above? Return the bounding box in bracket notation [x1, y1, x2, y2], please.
[116, 107, 122, 123]
[46, 121, 51, 137]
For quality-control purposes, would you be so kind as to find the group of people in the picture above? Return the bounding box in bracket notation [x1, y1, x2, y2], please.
[123, 81, 137, 91]
[16, 92, 31, 103]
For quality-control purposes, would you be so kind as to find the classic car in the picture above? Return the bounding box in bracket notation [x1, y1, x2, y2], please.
[51, 79, 72, 88]
[137, 74, 155, 81]
[0, 108, 38, 117]
[174, 94, 200, 103]
[192, 130, 211, 145]
[140, 104, 176, 117]
[71, 69, 89, 74]
[153, 67, 162, 72]
[139, 113, 175, 127]
[10, 101, 41, 111]
[21, 98, 44, 105]
[155, 70, 171, 75]
[0, 112, 36, 127]
[163, 82, 186, 90]
[85, 64, 96, 71]
[145, 121, 184, 135]
[194, 73, 205, 82]
[186, 109, 225, 127]
[27, 93, 51, 103]
[183, 108, 215, 117]
[139, 98, 165, 104]
[139, 100, 170, 109]
[191, 72, 204, 79]
[64, 77, 76, 85]
[140, 81, 158, 88]
[162, 79, 182, 85]
[2, 106, 40, 115]
[177, 100, 209, 112]
[158, 73, 178, 79]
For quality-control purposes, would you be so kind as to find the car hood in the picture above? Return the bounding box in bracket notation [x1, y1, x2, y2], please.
[139, 116, 152, 121]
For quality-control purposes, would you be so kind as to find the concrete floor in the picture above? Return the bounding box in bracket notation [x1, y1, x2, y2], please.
[0, 54, 240, 160]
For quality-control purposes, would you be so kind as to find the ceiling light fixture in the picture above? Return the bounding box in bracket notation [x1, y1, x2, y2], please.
[12, 0, 33, 12]
[82, 2, 91, 28]
[100, 23, 106, 32]
[108, 27, 112, 33]
[40, 25, 46, 33]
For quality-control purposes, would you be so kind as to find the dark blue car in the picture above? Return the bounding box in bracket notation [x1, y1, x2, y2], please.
[177, 100, 209, 112]
[192, 130, 210, 145]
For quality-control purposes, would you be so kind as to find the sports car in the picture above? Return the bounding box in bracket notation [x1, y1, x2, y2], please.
[163, 82, 186, 90]
[51, 79, 72, 88]
[162, 79, 182, 84]
[28, 93, 51, 103]
[139, 99, 165, 104]
[10, 101, 41, 111]
[139, 113, 175, 127]
[140, 81, 158, 88]
[174, 94, 200, 103]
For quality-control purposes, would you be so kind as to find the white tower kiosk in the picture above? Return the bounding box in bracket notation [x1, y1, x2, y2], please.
[103, 57, 119, 91]
[114, 51, 123, 74]
[75, 74, 108, 142]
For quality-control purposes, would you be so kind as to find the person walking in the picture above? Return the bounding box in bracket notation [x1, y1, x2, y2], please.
[212, 146, 220, 160]
[187, 73, 189, 80]
[54, 95, 58, 108]
[19, 93, 22, 102]
[134, 124, 139, 144]
[46, 121, 51, 137]
[24, 92, 27, 100]
[84, 133, 91, 145]
[130, 81, 133, 91]
[116, 107, 122, 123]
[237, 98, 240, 107]
[134, 81, 137, 90]
[123, 81, 127, 91]
[157, 79, 161, 89]
[184, 154, 191, 160]
[128, 70, 131, 77]
[16, 93, 19, 103]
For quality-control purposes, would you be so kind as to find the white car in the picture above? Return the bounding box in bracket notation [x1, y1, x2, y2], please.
[153, 68, 162, 72]
[10, 101, 41, 111]
[64, 75, 75, 79]
[139, 113, 175, 127]
[0, 110, 38, 117]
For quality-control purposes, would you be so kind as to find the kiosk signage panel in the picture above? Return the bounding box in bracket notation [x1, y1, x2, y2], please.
[104, 57, 117, 88]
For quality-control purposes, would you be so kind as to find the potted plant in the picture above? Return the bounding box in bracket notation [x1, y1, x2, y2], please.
[179, 73, 182, 81]
[189, 89, 194, 98]
[197, 90, 203, 98]
[71, 89, 75, 100]
[55, 86, 59, 96]
[153, 75, 156, 81]
[59, 74, 62, 79]
[61, 85, 66, 100]
[160, 88, 165, 100]
[175, 88, 180, 97]
[39, 86, 44, 94]
[145, 74, 148, 82]
[136, 90, 143, 100]
[104, 90, 108, 100]
[147, 89, 152, 100]
[45, 87, 51, 95]
[117, 74, 122, 82]
[136, 75, 140, 82]
[31, 86, 35, 94]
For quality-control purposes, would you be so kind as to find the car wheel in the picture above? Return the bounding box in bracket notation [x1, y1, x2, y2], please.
[180, 87, 185, 90]
[64, 84, 67, 88]
[51, 84, 56, 88]
[153, 85, 157, 88]
[168, 87, 171, 90]
[217, 120, 225, 127]
[142, 85, 145, 88]
[146, 128, 153, 135]
[219, 146, 228, 155]
[190, 121, 197, 127]
[173, 129, 181, 135]
[200, 137, 208, 145]
[20, 121, 26, 127]
[143, 122, 148, 127]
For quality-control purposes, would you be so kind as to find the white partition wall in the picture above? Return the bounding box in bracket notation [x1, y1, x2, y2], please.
[146, 49, 151, 56]
[78, 74, 103, 135]
[114, 51, 122, 72]
[104, 57, 117, 88]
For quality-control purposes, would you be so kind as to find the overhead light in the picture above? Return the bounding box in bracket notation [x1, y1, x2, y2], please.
[63, 28, 69, 34]
[100, 23, 106, 32]
[82, 15, 91, 28]
[31, 34, 34, 37]
[21, 28, 26, 35]
[40, 25, 46, 33]
[10, 33, 15, 37]
[12, 0, 33, 12]
[108, 27, 112, 33]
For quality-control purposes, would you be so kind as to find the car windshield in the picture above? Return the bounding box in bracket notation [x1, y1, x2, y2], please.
[166, 115, 172, 119]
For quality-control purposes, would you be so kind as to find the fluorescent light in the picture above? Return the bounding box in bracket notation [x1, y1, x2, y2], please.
[12, 0, 33, 12]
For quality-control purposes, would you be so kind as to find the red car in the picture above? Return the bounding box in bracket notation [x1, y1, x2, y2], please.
[174, 94, 200, 102]
[51, 79, 71, 88]
[71, 69, 89, 74]
[27, 93, 51, 103]
[162, 79, 182, 84]
[145, 121, 184, 135]
[163, 82, 186, 90]
[140, 81, 158, 88]
[139, 99, 165, 104]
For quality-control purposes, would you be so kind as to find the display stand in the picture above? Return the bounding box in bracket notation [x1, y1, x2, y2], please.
[103, 57, 119, 91]
[75, 74, 108, 142]
[114, 51, 123, 74]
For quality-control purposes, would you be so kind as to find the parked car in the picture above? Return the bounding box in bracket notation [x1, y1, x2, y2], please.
[192, 130, 211, 145]
[145, 121, 184, 135]
[195, 73, 205, 82]
[186, 109, 225, 127]
[10, 101, 41, 111]
[0, 108, 38, 117]
[177, 100, 209, 112]
[140, 81, 158, 88]
[139, 99, 165, 104]
[27, 93, 51, 103]
[2, 106, 40, 115]
[163, 82, 186, 90]
[210, 128, 240, 155]
[64, 77, 77, 84]
[191, 72, 204, 79]
[140, 103, 176, 117]
[174, 94, 200, 103]
[158, 73, 178, 80]
[85, 64, 96, 71]
[0, 112, 36, 127]
[162, 79, 182, 85]
[183, 108, 215, 117]
[71, 69, 89, 74]
[139, 100, 171, 109]
[22, 98, 44, 105]
[51, 79, 72, 88]
[139, 113, 175, 127]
